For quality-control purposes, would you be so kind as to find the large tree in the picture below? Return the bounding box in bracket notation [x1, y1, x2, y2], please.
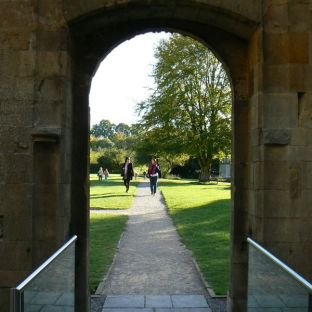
[137, 34, 231, 181]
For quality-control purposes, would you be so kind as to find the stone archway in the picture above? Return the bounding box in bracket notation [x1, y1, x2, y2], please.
[68, 2, 258, 311]
[4, 1, 311, 312]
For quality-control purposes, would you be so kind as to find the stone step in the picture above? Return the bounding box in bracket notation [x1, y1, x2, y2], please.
[102, 295, 212, 311]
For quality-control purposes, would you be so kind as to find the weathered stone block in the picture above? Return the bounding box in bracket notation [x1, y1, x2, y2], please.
[0, 30, 31, 50]
[263, 65, 289, 92]
[289, 64, 305, 92]
[263, 218, 300, 243]
[0, 184, 32, 217]
[4, 216, 32, 241]
[14, 78, 35, 100]
[264, 32, 309, 64]
[0, 154, 5, 183]
[234, 163, 250, 189]
[288, 2, 310, 32]
[263, 145, 289, 160]
[37, 0, 64, 29]
[37, 77, 66, 102]
[34, 143, 59, 184]
[263, 129, 291, 145]
[292, 146, 312, 161]
[0, 100, 33, 127]
[0, 126, 31, 153]
[5, 154, 32, 184]
[0, 2, 36, 29]
[34, 184, 60, 217]
[264, 32, 289, 64]
[0, 241, 32, 271]
[37, 52, 69, 77]
[263, 161, 289, 190]
[0, 287, 10, 311]
[59, 184, 71, 216]
[301, 162, 312, 189]
[298, 92, 312, 128]
[0, 216, 3, 240]
[19, 51, 36, 77]
[252, 145, 262, 162]
[34, 216, 58, 241]
[35, 100, 62, 126]
[263, 190, 290, 218]
[290, 128, 312, 146]
[263, 93, 298, 128]
[0, 50, 20, 78]
[291, 190, 312, 218]
[250, 94, 262, 130]
[263, 1, 288, 33]
[37, 28, 69, 51]
[288, 32, 309, 64]
[253, 161, 264, 190]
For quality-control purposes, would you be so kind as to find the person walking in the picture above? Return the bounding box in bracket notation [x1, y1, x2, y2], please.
[121, 156, 134, 193]
[98, 167, 104, 181]
[148, 158, 160, 195]
[104, 168, 109, 182]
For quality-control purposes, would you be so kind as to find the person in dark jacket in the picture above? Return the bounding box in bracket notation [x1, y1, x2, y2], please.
[147, 158, 161, 195]
[121, 156, 134, 193]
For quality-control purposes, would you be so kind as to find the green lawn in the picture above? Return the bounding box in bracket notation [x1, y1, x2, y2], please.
[89, 212, 128, 293]
[90, 174, 139, 209]
[159, 178, 231, 295]
[89, 175, 230, 295]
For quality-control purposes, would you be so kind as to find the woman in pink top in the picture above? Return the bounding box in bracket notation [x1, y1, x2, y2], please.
[147, 158, 160, 195]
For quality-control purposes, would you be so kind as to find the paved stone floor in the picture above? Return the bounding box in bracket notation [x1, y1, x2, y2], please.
[91, 182, 226, 312]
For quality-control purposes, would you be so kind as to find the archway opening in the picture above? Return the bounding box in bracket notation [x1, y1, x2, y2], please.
[88, 31, 232, 308]
[69, 4, 252, 311]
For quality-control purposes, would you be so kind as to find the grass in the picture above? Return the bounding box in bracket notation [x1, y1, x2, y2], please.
[90, 174, 139, 209]
[159, 178, 231, 295]
[89, 212, 128, 293]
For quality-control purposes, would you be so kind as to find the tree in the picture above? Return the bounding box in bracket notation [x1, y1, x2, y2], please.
[90, 135, 114, 151]
[134, 126, 188, 177]
[90, 120, 138, 172]
[114, 123, 132, 137]
[90, 119, 114, 138]
[137, 34, 231, 181]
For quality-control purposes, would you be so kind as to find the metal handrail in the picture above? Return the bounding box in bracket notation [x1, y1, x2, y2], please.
[247, 237, 312, 292]
[11, 235, 77, 312]
[15, 235, 77, 291]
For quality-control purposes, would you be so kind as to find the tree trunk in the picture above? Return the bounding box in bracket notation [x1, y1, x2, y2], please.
[198, 158, 211, 182]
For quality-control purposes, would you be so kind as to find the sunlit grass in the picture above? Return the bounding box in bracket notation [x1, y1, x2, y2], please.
[159, 178, 231, 295]
[89, 212, 128, 293]
[90, 174, 139, 209]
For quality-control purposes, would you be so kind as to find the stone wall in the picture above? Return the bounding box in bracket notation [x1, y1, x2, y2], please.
[249, 0, 312, 281]
[0, 1, 311, 312]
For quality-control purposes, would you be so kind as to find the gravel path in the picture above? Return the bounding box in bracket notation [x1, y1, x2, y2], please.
[91, 181, 226, 312]
[98, 181, 207, 295]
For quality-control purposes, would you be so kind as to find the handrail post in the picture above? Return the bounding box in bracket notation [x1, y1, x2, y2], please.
[10, 235, 77, 312]
[10, 288, 22, 312]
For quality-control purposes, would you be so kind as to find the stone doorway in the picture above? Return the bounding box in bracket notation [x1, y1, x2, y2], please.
[68, 2, 257, 311]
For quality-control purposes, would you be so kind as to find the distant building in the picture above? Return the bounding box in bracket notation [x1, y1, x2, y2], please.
[219, 158, 231, 179]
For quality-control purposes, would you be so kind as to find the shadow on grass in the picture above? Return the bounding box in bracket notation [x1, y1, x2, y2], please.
[90, 194, 133, 199]
[166, 198, 230, 295]
[90, 214, 128, 293]
[160, 180, 231, 189]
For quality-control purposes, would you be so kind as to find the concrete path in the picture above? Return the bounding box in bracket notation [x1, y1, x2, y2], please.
[91, 182, 226, 312]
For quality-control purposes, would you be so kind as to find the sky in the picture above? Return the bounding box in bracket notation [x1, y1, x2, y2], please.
[89, 32, 171, 126]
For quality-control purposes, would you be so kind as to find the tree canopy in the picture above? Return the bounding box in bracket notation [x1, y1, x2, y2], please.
[90, 120, 135, 173]
[137, 34, 232, 181]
